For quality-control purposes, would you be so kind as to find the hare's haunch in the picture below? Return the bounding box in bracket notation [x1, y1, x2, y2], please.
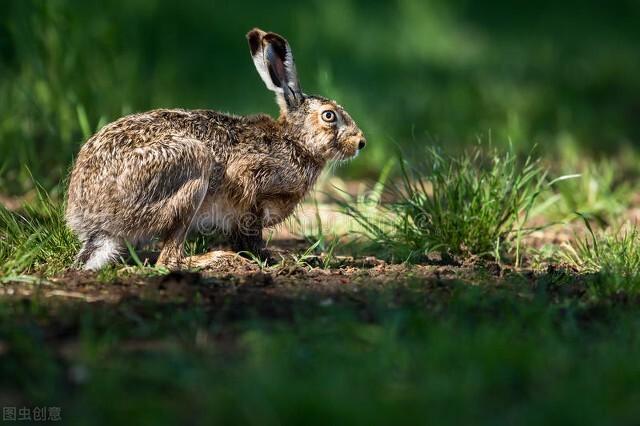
[66, 28, 366, 270]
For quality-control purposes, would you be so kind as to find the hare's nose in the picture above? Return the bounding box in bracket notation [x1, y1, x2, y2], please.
[358, 139, 366, 150]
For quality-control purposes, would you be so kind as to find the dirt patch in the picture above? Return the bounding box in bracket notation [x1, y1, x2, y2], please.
[0, 232, 570, 308]
[0, 261, 477, 304]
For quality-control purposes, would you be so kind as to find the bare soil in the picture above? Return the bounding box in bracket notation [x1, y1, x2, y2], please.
[0, 235, 582, 313]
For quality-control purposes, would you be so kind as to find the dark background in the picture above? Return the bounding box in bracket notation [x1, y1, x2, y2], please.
[1, 0, 639, 191]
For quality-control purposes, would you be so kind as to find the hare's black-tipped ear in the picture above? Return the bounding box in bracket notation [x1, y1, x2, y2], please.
[247, 28, 303, 110]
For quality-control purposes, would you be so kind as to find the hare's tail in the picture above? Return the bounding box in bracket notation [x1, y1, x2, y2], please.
[75, 233, 123, 270]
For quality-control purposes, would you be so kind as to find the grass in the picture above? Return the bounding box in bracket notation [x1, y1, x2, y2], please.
[0, 184, 78, 278]
[4, 272, 640, 425]
[562, 221, 640, 294]
[342, 147, 548, 264]
[544, 151, 633, 225]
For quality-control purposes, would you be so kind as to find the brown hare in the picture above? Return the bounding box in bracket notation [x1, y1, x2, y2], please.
[66, 28, 366, 270]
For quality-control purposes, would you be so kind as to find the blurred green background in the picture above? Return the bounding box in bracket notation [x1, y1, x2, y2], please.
[1, 0, 639, 193]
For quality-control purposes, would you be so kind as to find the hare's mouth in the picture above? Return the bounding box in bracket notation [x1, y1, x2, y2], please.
[331, 149, 359, 163]
[339, 136, 365, 160]
[328, 136, 364, 162]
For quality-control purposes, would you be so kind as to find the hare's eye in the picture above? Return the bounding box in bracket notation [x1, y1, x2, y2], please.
[321, 110, 337, 123]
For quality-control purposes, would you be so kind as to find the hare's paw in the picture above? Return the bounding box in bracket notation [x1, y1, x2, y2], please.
[157, 241, 187, 270]
[184, 250, 249, 271]
[156, 254, 183, 271]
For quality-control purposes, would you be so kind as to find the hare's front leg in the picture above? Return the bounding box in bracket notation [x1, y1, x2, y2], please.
[230, 208, 270, 260]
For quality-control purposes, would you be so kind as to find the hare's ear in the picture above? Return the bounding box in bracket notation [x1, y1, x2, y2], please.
[247, 28, 303, 110]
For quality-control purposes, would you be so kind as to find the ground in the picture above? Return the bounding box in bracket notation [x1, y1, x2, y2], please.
[3, 167, 640, 425]
[3, 232, 640, 425]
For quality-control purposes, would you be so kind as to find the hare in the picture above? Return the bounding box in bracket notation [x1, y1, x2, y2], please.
[66, 28, 366, 270]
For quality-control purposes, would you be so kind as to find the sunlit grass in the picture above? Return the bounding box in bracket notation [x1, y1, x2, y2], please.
[544, 157, 632, 225]
[0, 185, 78, 278]
[342, 147, 548, 264]
[561, 221, 640, 293]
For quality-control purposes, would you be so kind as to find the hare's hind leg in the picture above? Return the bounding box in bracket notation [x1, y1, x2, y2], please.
[114, 135, 211, 269]
[77, 233, 124, 270]
[74, 234, 99, 268]
[156, 177, 209, 269]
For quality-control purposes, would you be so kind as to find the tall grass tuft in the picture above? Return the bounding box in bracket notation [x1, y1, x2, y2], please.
[561, 221, 640, 294]
[0, 185, 78, 278]
[342, 147, 547, 264]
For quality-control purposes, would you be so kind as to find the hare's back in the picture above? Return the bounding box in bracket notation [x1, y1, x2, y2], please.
[66, 109, 222, 236]
[82, 109, 227, 152]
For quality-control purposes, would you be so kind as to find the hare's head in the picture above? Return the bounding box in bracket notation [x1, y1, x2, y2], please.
[247, 28, 366, 161]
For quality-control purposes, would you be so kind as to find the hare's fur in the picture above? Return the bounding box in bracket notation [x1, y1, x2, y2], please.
[66, 29, 365, 270]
